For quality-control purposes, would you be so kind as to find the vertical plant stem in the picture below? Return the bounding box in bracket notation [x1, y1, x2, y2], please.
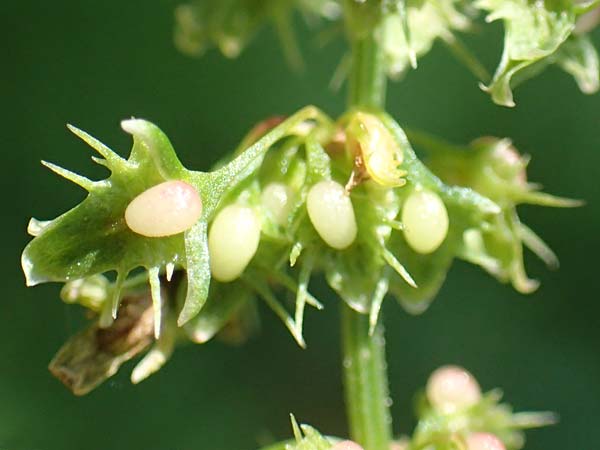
[342, 6, 392, 449]
[341, 304, 393, 450]
[348, 32, 387, 109]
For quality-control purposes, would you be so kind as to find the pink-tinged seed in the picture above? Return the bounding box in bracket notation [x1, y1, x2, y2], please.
[466, 433, 506, 450]
[125, 180, 202, 237]
[426, 365, 481, 414]
[331, 440, 364, 450]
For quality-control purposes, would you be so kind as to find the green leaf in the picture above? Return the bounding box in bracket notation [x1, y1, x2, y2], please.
[477, 0, 577, 106]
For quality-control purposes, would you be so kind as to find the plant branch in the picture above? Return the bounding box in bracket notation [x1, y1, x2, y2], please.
[341, 304, 393, 450]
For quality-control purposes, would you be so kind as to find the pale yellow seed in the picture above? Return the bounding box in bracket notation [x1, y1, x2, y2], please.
[261, 182, 293, 226]
[307, 180, 357, 250]
[466, 433, 506, 450]
[401, 189, 448, 254]
[426, 365, 481, 414]
[208, 204, 261, 282]
[125, 180, 202, 237]
[331, 440, 364, 450]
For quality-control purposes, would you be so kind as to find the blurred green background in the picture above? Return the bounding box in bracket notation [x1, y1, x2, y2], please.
[3, 1, 600, 449]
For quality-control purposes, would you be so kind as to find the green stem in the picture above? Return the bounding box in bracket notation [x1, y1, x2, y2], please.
[341, 304, 393, 450]
[341, 6, 392, 449]
[347, 32, 387, 109]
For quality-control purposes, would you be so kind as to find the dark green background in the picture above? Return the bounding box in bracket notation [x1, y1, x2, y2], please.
[3, 1, 599, 449]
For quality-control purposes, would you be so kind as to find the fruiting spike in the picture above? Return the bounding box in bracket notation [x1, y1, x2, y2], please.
[41, 161, 95, 191]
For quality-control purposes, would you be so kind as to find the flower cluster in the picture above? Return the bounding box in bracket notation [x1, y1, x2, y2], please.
[175, 0, 600, 106]
[22, 107, 576, 393]
[258, 366, 554, 450]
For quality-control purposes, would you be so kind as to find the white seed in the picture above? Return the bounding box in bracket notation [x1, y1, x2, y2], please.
[331, 440, 364, 450]
[401, 189, 449, 254]
[466, 433, 506, 450]
[426, 365, 482, 414]
[261, 182, 293, 226]
[307, 180, 357, 250]
[125, 180, 202, 237]
[208, 204, 261, 282]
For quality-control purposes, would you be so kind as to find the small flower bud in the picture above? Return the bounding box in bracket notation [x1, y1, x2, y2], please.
[331, 440, 364, 450]
[347, 112, 407, 187]
[125, 180, 202, 237]
[208, 204, 261, 282]
[465, 433, 506, 450]
[401, 189, 449, 254]
[426, 365, 481, 414]
[261, 182, 294, 226]
[307, 180, 357, 250]
[486, 139, 527, 185]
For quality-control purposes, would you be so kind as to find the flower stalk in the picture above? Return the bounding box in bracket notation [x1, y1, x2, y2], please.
[342, 6, 393, 449]
[341, 304, 393, 450]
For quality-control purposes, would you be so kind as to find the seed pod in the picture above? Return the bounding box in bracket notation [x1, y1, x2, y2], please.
[125, 180, 202, 237]
[466, 433, 506, 450]
[401, 189, 449, 254]
[307, 180, 357, 250]
[208, 204, 261, 282]
[331, 440, 364, 450]
[426, 365, 482, 414]
[261, 182, 293, 226]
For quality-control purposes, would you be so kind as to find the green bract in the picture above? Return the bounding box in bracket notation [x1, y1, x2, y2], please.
[475, 0, 592, 106]
[553, 33, 600, 94]
[22, 107, 328, 336]
[412, 132, 581, 293]
[381, 0, 472, 78]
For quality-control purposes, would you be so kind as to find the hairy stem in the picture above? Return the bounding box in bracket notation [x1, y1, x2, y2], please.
[341, 304, 393, 450]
